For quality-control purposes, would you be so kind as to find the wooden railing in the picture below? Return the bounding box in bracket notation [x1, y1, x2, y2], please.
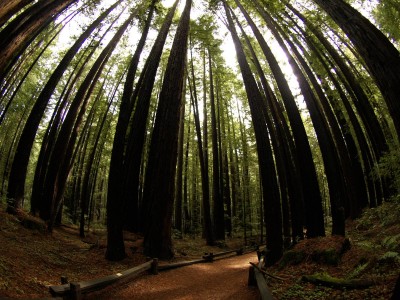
[49, 258, 158, 299]
[248, 251, 275, 300]
[48, 245, 258, 299]
[158, 247, 248, 271]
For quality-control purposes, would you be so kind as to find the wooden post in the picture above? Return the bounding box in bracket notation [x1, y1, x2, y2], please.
[253, 267, 275, 300]
[208, 252, 214, 262]
[60, 276, 68, 284]
[70, 282, 82, 300]
[248, 266, 256, 286]
[151, 258, 159, 275]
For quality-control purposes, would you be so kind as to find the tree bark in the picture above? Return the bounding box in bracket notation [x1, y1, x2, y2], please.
[107, 0, 156, 233]
[142, 0, 192, 259]
[0, 0, 78, 79]
[0, 0, 31, 27]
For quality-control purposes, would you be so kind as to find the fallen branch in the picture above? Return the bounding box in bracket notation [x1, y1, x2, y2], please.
[249, 262, 285, 281]
[301, 274, 374, 290]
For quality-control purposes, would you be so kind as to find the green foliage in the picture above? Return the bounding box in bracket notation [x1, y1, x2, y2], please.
[378, 251, 400, 264]
[372, 0, 400, 44]
[382, 234, 400, 251]
[346, 259, 369, 279]
[357, 201, 400, 231]
[372, 147, 400, 201]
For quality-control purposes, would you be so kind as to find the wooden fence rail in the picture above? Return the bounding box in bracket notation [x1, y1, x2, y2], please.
[248, 253, 275, 300]
[49, 258, 158, 299]
[49, 246, 256, 299]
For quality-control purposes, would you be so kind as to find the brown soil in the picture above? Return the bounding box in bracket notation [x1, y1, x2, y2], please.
[0, 201, 399, 299]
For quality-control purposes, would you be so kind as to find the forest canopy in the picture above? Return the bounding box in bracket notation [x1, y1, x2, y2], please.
[0, 0, 399, 262]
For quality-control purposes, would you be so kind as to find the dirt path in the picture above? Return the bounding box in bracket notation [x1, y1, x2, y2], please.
[87, 252, 259, 299]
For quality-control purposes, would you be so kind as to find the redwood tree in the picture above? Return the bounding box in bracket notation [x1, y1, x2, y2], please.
[312, 0, 400, 138]
[142, 0, 192, 259]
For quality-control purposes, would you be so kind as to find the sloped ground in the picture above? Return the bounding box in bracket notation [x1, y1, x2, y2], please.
[267, 201, 400, 299]
[0, 201, 399, 299]
[0, 208, 254, 299]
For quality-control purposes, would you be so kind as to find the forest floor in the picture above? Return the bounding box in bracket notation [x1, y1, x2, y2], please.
[0, 200, 399, 299]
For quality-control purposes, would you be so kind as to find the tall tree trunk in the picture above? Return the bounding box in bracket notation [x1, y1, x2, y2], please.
[142, 0, 192, 259]
[251, 0, 325, 238]
[224, 1, 283, 264]
[234, 0, 304, 242]
[80, 82, 116, 237]
[30, 43, 96, 215]
[121, 1, 177, 234]
[268, 14, 347, 236]
[174, 98, 186, 233]
[43, 11, 134, 229]
[0, 0, 78, 79]
[312, 0, 400, 138]
[285, 3, 388, 204]
[220, 99, 232, 237]
[182, 111, 191, 233]
[107, 0, 156, 234]
[188, 49, 214, 245]
[208, 50, 224, 241]
[0, 0, 31, 27]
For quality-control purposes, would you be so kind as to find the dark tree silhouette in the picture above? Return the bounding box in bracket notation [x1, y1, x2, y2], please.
[313, 0, 400, 138]
[6, 0, 122, 214]
[142, 0, 192, 259]
[0, 0, 78, 80]
[224, 0, 283, 264]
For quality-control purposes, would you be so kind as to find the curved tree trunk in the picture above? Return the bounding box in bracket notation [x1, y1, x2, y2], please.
[142, 0, 192, 259]
[106, 0, 156, 234]
[0, 22, 63, 126]
[235, 0, 304, 243]
[312, 0, 400, 139]
[251, 0, 325, 238]
[42, 11, 135, 229]
[121, 0, 176, 234]
[6, 0, 121, 213]
[0, 0, 31, 27]
[30, 43, 97, 215]
[224, 1, 283, 264]
[285, 3, 388, 204]
[0, 0, 78, 80]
